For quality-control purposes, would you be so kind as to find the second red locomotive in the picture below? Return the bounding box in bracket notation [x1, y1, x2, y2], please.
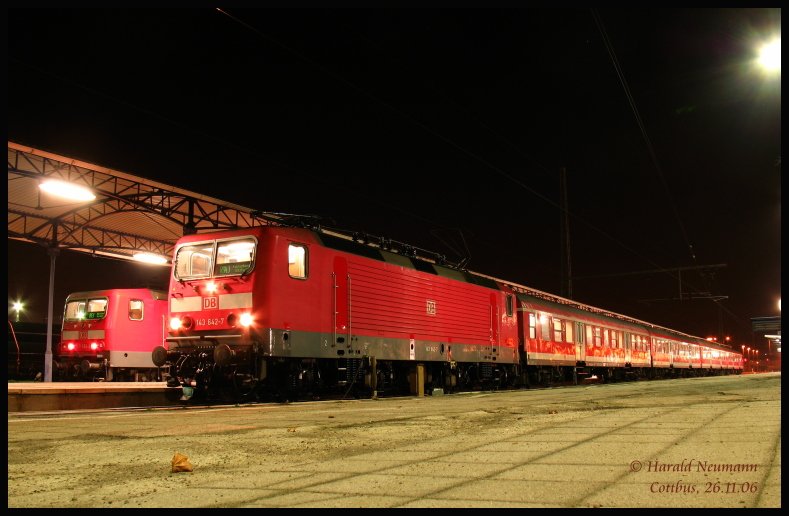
[58, 288, 168, 381]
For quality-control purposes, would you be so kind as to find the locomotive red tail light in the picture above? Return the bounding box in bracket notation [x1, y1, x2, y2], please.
[181, 316, 194, 329]
[226, 313, 237, 327]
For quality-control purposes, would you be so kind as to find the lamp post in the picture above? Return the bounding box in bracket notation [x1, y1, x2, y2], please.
[37, 178, 96, 382]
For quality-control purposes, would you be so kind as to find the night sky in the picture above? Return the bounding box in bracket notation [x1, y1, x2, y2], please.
[7, 8, 782, 346]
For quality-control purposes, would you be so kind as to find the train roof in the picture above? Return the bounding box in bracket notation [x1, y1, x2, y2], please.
[65, 288, 167, 301]
[175, 217, 734, 353]
[313, 226, 732, 351]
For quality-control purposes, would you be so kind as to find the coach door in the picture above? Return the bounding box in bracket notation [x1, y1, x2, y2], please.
[490, 293, 499, 351]
[332, 256, 351, 347]
[624, 332, 632, 365]
[575, 322, 586, 363]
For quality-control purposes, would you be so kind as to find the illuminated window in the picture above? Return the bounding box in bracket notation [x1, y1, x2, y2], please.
[611, 330, 619, 349]
[129, 299, 144, 321]
[64, 300, 87, 321]
[566, 321, 574, 343]
[174, 243, 213, 279]
[528, 313, 537, 339]
[288, 243, 308, 279]
[593, 327, 602, 347]
[540, 314, 551, 340]
[85, 298, 108, 320]
[216, 238, 256, 276]
[553, 318, 564, 342]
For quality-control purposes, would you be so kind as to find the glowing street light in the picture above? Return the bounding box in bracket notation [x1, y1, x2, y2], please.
[757, 37, 781, 74]
[133, 252, 169, 265]
[39, 179, 96, 202]
[12, 301, 24, 322]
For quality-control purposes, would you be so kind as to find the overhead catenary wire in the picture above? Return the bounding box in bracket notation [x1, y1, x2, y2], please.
[11, 10, 745, 333]
[214, 9, 714, 295]
[592, 8, 698, 265]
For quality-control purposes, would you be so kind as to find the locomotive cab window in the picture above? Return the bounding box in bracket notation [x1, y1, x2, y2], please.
[288, 243, 308, 279]
[84, 298, 108, 320]
[64, 300, 87, 321]
[216, 238, 256, 276]
[129, 299, 144, 321]
[174, 243, 213, 279]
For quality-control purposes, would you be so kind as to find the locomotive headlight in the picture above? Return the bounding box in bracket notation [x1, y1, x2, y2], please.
[67, 342, 76, 351]
[205, 281, 218, 293]
[239, 313, 254, 327]
[90, 342, 99, 351]
[169, 317, 182, 331]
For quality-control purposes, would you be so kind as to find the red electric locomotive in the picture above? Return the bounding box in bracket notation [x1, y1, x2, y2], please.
[153, 225, 521, 400]
[57, 288, 168, 381]
[152, 223, 742, 401]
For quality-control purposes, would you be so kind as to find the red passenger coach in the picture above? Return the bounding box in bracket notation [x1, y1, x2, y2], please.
[153, 225, 520, 400]
[517, 293, 653, 383]
[57, 288, 167, 381]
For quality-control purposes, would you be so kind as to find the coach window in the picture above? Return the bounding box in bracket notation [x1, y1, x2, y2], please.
[565, 320, 573, 343]
[528, 313, 537, 339]
[540, 314, 551, 340]
[593, 327, 602, 347]
[505, 295, 513, 317]
[611, 330, 619, 349]
[553, 318, 564, 342]
[129, 299, 144, 321]
[288, 243, 308, 279]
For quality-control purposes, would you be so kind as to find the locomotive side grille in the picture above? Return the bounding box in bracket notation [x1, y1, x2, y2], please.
[337, 358, 363, 384]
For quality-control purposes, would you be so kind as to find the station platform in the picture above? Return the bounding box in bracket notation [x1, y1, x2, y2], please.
[7, 381, 183, 412]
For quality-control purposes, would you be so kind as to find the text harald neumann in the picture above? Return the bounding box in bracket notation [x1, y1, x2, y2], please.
[647, 459, 758, 472]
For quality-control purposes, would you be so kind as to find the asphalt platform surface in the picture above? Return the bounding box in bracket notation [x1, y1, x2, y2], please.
[8, 372, 781, 508]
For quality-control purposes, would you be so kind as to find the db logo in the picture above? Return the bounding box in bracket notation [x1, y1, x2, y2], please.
[203, 296, 218, 309]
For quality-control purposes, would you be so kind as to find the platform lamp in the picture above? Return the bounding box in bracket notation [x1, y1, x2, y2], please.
[12, 301, 24, 322]
[37, 178, 97, 383]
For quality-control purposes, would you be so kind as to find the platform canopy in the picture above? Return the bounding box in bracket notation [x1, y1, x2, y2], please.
[7, 140, 287, 382]
[7, 141, 285, 263]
